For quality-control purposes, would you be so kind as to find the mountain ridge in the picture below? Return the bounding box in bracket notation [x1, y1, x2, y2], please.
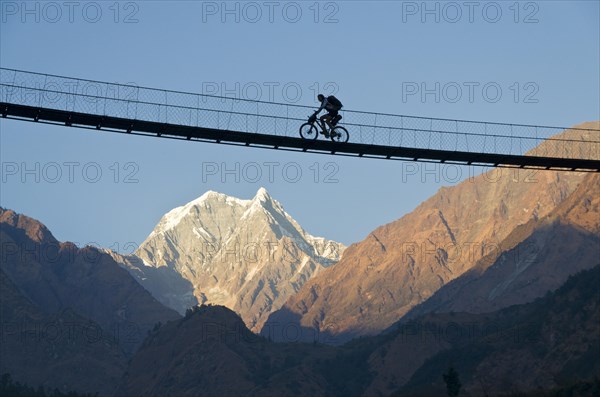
[263, 122, 600, 344]
[0, 207, 181, 357]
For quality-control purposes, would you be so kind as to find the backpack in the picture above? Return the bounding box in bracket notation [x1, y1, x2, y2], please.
[327, 95, 343, 109]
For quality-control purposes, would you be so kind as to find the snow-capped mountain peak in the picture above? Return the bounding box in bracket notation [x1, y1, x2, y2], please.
[150, 190, 254, 237]
[254, 187, 271, 202]
[120, 188, 346, 332]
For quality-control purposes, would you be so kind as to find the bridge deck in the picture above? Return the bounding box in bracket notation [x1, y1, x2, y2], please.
[1, 68, 599, 172]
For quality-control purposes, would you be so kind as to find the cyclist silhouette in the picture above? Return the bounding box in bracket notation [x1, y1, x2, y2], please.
[311, 94, 343, 137]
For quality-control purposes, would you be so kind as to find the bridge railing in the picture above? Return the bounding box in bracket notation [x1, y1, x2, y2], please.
[1, 68, 599, 161]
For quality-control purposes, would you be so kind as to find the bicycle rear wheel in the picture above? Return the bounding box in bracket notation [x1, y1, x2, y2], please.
[331, 126, 349, 143]
[299, 123, 319, 140]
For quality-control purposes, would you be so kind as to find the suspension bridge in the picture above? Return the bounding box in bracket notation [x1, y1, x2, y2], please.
[1, 68, 599, 172]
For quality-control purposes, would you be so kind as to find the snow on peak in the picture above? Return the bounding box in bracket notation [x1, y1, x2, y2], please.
[254, 187, 271, 202]
[240, 187, 282, 221]
[144, 188, 344, 262]
[151, 190, 249, 236]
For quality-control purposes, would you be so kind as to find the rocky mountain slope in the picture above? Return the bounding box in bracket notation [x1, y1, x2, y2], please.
[402, 172, 600, 319]
[390, 265, 600, 396]
[115, 304, 341, 397]
[0, 208, 180, 356]
[112, 188, 345, 332]
[0, 269, 127, 396]
[263, 122, 600, 343]
[116, 265, 600, 397]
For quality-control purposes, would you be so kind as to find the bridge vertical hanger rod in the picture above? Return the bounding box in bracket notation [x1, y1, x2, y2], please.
[103, 83, 108, 116]
[255, 102, 259, 134]
[8, 70, 17, 104]
[285, 104, 289, 134]
[39, 74, 47, 108]
[510, 124, 514, 155]
[373, 113, 377, 145]
[135, 86, 140, 120]
[483, 123, 487, 153]
[454, 120, 458, 151]
[400, 116, 404, 147]
[428, 118, 432, 150]
[494, 125, 499, 153]
[195, 94, 200, 127]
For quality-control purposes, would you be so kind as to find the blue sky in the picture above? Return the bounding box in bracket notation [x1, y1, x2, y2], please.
[1, 0, 599, 249]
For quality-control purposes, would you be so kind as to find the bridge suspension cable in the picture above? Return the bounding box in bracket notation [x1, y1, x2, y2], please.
[1, 68, 599, 172]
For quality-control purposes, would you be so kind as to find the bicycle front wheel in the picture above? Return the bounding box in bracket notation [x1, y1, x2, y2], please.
[299, 123, 319, 140]
[331, 126, 349, 143]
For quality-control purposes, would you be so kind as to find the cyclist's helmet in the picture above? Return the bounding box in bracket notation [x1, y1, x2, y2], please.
[317, 94, 325, 102]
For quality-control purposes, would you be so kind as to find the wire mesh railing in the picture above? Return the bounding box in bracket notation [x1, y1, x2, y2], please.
[1, 68, 599, 161]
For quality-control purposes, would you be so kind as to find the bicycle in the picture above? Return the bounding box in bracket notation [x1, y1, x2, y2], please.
[299, 114, 349, 143]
